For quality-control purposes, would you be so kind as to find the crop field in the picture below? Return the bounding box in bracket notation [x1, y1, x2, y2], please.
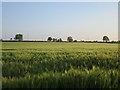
[1, 42, 120, 88]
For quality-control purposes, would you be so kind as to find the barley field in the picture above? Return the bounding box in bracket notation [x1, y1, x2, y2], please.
[2, 42, 120, 88]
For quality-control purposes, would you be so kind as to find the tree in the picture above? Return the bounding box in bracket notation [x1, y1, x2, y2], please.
[53, 38, 57, 42]
[103, 36, 109, 42]
[57, 38, 63, 42]
[0, 39, 2, 41]
[74, 40, 77, 42]
[59, 38, 62, 42]
[14, 34, 23, 41]
[67, 36, 73, 42]
[10, 38, 12, 41]
[47, 37, 52, 41]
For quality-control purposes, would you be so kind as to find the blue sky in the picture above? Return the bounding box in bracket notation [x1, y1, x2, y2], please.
[2, 2, 118, 41]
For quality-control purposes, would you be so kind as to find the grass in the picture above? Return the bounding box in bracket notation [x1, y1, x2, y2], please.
[2, 42, 120, 88]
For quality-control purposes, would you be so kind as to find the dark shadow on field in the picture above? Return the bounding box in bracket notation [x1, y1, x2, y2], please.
[2, 49, 16, 51]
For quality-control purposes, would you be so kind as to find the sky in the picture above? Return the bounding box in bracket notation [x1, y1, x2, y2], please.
[2, 2, 118, 41]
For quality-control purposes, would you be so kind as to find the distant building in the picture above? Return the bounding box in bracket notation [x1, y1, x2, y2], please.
[14, 34, 23, 41]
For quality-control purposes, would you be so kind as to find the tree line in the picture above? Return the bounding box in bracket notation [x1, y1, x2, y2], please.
[47, 36, 110, 42]
[1, 34, 118, 43]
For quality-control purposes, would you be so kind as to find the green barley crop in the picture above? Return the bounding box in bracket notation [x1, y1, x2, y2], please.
[2, 42, 120, 88]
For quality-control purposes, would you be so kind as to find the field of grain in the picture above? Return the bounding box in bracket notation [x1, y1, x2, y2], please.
[2, 42, 120, 88]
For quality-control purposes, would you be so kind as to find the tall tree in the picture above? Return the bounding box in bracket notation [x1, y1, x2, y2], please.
[57, 38, 63, 42]
[59, 38, 62, 42]
[14, 34, 23, 41]
[103, 36, 109, 42]
[53, 38, 57, 42]
[67, 36, 73, 42]
[47, 37, 52, 41]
